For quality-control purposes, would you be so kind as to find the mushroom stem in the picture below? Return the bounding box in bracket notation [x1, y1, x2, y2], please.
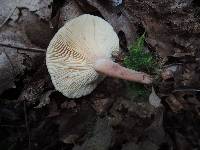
[94, 59, 153, 84]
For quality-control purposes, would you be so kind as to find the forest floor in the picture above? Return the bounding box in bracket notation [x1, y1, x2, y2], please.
[0, 0, 200, 150]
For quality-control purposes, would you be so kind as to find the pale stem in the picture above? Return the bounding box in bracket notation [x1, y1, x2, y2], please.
[94, 59, 153, 84]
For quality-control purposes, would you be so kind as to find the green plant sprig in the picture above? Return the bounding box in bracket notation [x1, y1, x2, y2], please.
[123, 33, 159, 99]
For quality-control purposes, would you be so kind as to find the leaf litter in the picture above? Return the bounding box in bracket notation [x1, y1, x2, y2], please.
[0, 0, 200, 150]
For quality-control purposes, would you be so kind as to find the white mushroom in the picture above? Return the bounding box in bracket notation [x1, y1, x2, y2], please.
[46, 14, 152, 98]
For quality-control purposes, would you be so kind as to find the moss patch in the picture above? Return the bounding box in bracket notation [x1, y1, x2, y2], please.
[123, 33, 159, 100]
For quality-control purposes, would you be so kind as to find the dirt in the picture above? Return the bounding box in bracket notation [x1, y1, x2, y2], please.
[0, 0, 200, 150]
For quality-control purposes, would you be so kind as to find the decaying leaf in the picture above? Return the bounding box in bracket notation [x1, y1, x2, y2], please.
[165, 94, 184, 112]
[149, 87, 161, 108]
[0, 0, 53, 50]
[0, 0, 54, 95]
[125, 0, 200, 57]
[162, 63, 182, 80]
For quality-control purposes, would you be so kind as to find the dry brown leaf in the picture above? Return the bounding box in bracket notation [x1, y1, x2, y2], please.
[0, 0, 54, 95]
[0, 10, 48, 95]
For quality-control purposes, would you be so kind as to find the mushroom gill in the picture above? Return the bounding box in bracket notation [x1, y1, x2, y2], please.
[46, 14, 152, 98]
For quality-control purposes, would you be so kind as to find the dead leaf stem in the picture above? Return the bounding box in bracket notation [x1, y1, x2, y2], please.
[0, 42, 46, 53]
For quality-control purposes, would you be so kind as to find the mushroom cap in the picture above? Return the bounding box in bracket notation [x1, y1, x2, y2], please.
[46, 14, 119, 98]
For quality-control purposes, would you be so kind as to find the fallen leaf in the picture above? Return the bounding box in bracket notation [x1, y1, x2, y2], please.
[165, 94, 184, 112]
[149, 87, 161, 108]
[125, 0, 200, 57]
[161, 64, 182, 80]
[0, 0, 54, 95]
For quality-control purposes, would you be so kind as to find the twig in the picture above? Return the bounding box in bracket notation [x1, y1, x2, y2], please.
[0, 42, 46, 53]
[0, 7, 16, 29]
[24, 101, 31, 150]
[163, 63, 183, 68]
[174, 88, 200, 92]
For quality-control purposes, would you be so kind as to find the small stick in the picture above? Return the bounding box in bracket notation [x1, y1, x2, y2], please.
[0, 42, 46, 53]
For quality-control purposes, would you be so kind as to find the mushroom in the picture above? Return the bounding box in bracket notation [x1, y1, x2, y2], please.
[46, 14, 152, 98]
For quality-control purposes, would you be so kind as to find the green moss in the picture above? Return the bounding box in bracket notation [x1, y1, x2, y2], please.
[123, 33, 158, 100]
